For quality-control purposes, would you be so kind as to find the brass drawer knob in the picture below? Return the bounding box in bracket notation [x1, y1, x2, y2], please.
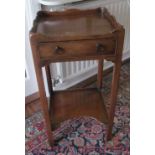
[96, 43, 105, 53]
[54, 46, 65, 54]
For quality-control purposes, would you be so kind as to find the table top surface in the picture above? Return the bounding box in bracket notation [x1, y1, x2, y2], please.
[30, 8, 121, 41]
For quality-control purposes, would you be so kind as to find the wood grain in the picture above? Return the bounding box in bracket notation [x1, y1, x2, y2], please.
[51, 88, 108, 129]
[97, 59, 104, 89]
[38, 39, 116, 63]
[29, 7, 125, 145]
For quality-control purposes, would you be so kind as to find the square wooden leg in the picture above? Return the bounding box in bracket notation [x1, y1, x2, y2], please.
[107, 60, 122, 141]
[97, 59, 104, 89]
[35, 65, 54, 146]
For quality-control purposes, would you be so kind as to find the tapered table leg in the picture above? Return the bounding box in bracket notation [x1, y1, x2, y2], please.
[37, 66, 54, 146]
[107, 59, 122, 140]
[30, 40, 54, 146]
[97, 59, 104, 89]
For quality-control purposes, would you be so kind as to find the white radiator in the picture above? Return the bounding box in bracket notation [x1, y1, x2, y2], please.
[44, 0, 130, 90]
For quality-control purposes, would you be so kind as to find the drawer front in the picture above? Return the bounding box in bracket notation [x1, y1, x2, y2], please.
[38, 38, 116, 60]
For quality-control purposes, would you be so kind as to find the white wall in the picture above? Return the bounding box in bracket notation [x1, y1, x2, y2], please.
[25, 0, 40, 96]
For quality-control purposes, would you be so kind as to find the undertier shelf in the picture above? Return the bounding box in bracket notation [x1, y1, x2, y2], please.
[50, 88, 109, 127]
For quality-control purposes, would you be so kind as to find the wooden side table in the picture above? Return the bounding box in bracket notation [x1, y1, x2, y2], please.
[30, 8, 125, 145]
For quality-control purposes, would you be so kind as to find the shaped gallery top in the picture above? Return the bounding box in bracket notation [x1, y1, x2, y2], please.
[30, 8, 122, 42]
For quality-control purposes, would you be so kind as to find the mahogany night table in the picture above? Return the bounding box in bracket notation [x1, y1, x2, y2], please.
[30, 8, 125, 145]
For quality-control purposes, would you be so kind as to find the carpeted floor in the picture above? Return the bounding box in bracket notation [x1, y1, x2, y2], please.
[25, 62, 130, 155]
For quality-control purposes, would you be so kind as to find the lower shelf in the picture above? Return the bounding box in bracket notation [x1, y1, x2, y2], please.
[50, 88, 109, 128]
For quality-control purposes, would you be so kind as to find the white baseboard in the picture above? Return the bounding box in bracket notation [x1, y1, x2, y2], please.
[54, 51, 130, 90]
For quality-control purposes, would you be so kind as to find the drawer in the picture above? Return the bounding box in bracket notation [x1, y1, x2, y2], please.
[38, 38, 116, 60]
